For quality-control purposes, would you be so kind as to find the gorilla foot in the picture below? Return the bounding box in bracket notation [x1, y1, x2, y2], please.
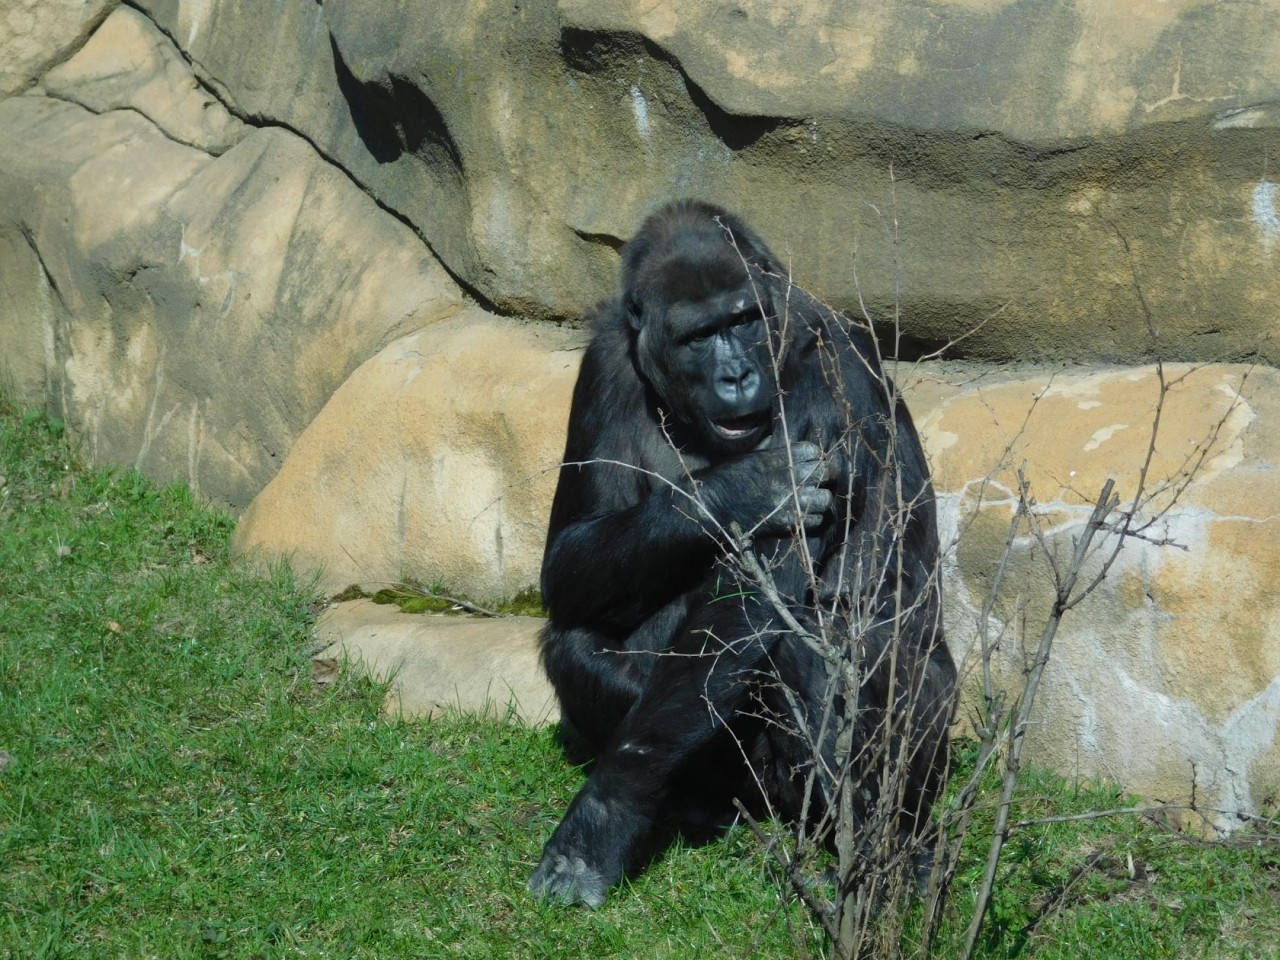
[528, 851, 612, 908]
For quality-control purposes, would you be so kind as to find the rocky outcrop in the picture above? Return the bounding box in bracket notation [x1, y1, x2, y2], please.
[239, 341, 1280, 827]
[126, 0, 1280, 363]
[232, 314, 579, 599]
[42, 5, 246, 154]
[0, 0, 114, 97]
[0, 8, 474, 507]
[915, 363, 1280, 831]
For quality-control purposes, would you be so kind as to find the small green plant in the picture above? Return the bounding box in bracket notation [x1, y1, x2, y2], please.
[349, 581, 547, 618]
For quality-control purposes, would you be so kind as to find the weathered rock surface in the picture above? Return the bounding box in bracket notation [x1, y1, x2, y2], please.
[565, 0, 1280, 142]
[125, 0, 1280, 362]
[232, 314, 580, 599]
[245, 351, 1279, 826]
[43, 6, 246, 154]
[315, 601, 557, 724]
[912, 362, 1280, 830]
[0, 0, 114, 97]
[0, 15, 474, 507]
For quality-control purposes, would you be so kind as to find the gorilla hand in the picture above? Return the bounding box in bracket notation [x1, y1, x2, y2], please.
[528, 787, 643, 908]
[701, 441, 833, 537]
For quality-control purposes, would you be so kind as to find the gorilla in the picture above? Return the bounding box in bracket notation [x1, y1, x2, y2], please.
[529, 199, 956, 907]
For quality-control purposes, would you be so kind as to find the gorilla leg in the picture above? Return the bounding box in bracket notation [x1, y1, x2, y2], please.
[539, 624, 647, 752]
[540, 601, 693, 752]
[529, 598, 776, 906]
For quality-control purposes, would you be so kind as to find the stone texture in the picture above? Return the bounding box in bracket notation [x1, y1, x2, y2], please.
[248, 350, 1279, 826]
[315, 600, 558, 724]
[232, 315, 580, 599]
[125, 0, 1280, 363]
[913, 362, 1280, 830]
[42, 6, 247, 154]
[0, 91, 468, 507]
[563, 0, 1280, 141]
[0, 0, 115, 97]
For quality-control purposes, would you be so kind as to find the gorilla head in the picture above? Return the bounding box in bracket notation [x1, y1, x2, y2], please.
[620, 200, 782, 456]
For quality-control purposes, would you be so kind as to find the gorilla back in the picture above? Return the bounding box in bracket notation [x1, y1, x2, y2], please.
[529, 199, 956, 907]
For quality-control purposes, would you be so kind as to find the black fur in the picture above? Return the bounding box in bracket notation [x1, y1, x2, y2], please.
[529, 200, 956, 907]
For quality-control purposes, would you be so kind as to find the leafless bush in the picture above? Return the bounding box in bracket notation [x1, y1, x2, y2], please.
[688, 236, 1246, 959]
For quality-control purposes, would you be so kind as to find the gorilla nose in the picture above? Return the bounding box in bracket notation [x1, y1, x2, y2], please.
[716, 367, 761, 404]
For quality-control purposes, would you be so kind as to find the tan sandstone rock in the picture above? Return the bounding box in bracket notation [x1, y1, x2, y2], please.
[0, 0, 114, 96]
[124, 0, 1280, 363]
[43, 6, 247, 154]
[0, 91, 468, 507]
[913, 362, 1280, 830]
[232, 314, 582, 599]
[315, 601, 557, 724]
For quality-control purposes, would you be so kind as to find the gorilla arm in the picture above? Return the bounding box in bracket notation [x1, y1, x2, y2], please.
[541, 441, 833, 635]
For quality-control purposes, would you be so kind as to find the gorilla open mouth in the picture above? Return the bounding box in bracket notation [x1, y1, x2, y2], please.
[711, 411, 771, 440]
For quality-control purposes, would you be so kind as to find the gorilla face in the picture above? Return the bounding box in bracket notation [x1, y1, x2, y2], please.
[624, 210, 781, 457]
[635, 283, 776, 455]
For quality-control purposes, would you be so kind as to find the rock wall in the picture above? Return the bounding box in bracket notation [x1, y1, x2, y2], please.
[1, 1, 1277, 826]
[15, 0, 1280, 363]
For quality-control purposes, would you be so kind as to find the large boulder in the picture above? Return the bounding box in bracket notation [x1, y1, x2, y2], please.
[232, 314, 580, 599]
[914, 362, 1280, 830]
[0, 7, 475, 507]
[236, 350, 1280, 827]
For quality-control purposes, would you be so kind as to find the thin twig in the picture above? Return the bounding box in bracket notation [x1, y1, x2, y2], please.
[733, 799, 843, 951]
[960, 477, 1119, 960]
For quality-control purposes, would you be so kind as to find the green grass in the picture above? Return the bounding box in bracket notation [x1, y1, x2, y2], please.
[932, 744, 1280, 959]
[0, 400, 1276, 958]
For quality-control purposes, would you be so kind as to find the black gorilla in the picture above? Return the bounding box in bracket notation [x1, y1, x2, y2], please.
[529, 200, 956, 907]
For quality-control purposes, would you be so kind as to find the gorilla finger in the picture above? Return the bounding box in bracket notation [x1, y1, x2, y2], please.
[788, 452, 825, 483]
[796, 488, 833, 527]
[790, 441, 821, 463]
[802, 487, 833, 514]
[793, 458, 834, 490]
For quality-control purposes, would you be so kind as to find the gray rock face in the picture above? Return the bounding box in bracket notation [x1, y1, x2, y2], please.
[125, 0, 1280, 363]
[0, 8, 472, 507]
[43, 6, 246, 154]
[0, 0, 115, 97]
